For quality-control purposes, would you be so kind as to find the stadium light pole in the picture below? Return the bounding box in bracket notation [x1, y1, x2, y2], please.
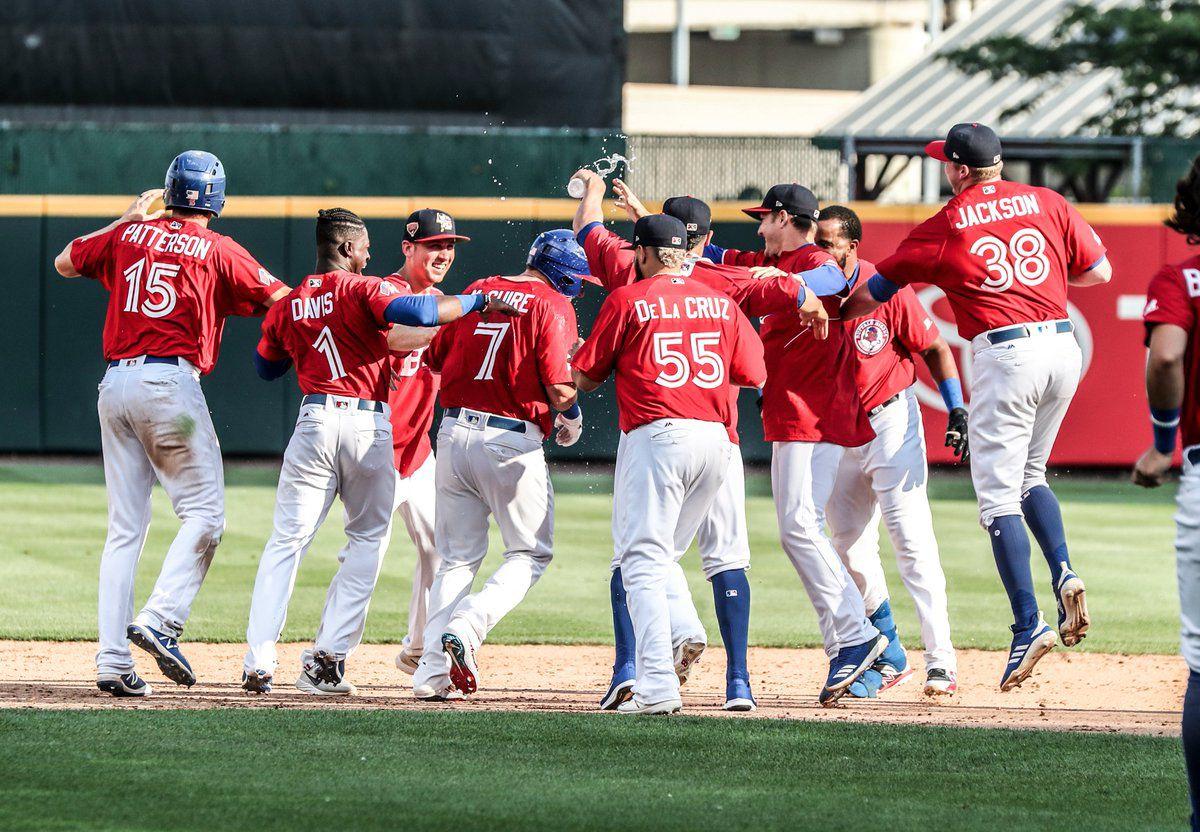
[672, 0, 689, 87]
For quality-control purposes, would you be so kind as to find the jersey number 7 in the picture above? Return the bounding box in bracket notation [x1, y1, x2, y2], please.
[473, 322, 511, 381]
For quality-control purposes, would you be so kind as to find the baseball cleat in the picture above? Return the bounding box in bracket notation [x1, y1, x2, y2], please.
[924, 667, 957, 697]
[97, 671, 151, 697]
[1000, 613, 1058, 691]
[673, 639, 705, 686]
[241, 669, 273, 694]
[441, 632, 479, 695]
[617, 697, 682, 716]
[848, 667, 883, 699]
[413, 683, 465, 702]
[1054, 570, 1090, 647]
[723, 677, 757, 712]
[296, 651, 355, 696]
[819, 634, 889, 707]
[599, 669, 636, 711]
[876, 664, 916, 692]
[394, 648, 421, 676]
[127, 622, 196, 687]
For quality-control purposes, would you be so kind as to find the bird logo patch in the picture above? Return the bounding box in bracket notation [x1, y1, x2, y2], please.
[853, 318, 890, 356]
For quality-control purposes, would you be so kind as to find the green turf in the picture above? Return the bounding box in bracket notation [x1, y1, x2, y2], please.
[0, 462, 1181, 652]
[0, 709, 1186, 832]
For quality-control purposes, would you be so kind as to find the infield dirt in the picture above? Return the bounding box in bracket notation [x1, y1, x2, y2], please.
[0, 640, 1184, 736]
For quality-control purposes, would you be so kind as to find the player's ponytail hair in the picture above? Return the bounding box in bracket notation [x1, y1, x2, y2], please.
[1165, 155, 1200, 245]
[315, 207, 366, 249]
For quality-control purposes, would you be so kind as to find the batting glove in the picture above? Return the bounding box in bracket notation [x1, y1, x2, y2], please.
[555, 407, 584, 447]
[945, 407, 969, 462]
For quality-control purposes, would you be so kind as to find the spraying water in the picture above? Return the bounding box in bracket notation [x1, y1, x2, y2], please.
[567, 153, 635, 198]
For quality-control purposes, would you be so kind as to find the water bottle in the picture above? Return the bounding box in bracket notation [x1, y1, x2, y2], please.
[567, 177, 586, 199]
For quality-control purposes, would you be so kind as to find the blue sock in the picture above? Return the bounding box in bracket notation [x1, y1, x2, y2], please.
[1185, 669, 1200, 832]
[868, 599, 898, 643]
[1021, 485, 1072, 587]
[609, 569, 636, 675]
[711, 568, 751, 684]
[987, 515, 1040, 631]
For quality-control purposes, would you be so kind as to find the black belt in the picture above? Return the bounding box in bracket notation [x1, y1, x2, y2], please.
[108, 356, 179, 368]
[986, 320, 1073, 345]
[1188, 447, 1200, 467]
[301, 393, 386, 413]
[867, 394, 900, 418]
[444, 407, 527, 434]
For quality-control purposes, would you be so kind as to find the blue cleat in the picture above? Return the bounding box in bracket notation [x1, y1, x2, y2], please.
[1000, 612, 1057, 691]
[241, 669, 272, 694]
[127, 622, 195, 687]
[819, 634, 889, 707]
[599, 665, 635, 711]
[848, 667, 883, 699]
[1053, 569, 1090, 647]
[723, 677, 756, 712]
[97, 671, 151, 697]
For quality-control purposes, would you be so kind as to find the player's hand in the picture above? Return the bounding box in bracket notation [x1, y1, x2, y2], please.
[945, 407, 970, 462]
[797, 290, 829, 340]
[123, 189, 167, 223]
[571, 168, 604, 191]
[554, 408, 584, 447]
[748, 266, 788, 281]
[611, 178, 649, 222]
[482, 296, 523, 316]
[1132, 446, 1173, 488]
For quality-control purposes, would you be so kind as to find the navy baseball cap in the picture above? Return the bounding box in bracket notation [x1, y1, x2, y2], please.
[663, 196, 711, 237]
[925, 123, 1003, 167]
[404, 208, 470, 244]
[622, 214, 688, 250]
[742, 183, 820, 221]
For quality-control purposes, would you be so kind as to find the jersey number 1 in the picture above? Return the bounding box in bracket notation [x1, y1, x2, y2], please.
[122, 259, 179, 318]
[313, 326, 347, 381]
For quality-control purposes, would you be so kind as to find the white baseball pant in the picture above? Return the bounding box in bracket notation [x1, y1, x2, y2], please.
[244, 398, 395, 675]
[392, 453, 439, 655]
[615, 419, 731, 706]
[95, 357, 225, 675]
[772, 440, 879, 656]
[825, 386, 955, 671]
[969, 325, 1082, 526]
[413, 409, 554, 690]
[1175, 448, 1200, 674]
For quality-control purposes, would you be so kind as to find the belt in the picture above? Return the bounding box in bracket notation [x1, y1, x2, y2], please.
[985, 320, 1073, 345]
[301, 393, 386, 413]
[108, 356, 179, 368]
[867, 394, 900, 419]
[1188, 447, 1200, 467]
[445, 406, 527, 434]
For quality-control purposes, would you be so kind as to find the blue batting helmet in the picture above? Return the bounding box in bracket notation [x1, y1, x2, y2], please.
[528, 229, 590, 297]
[164, 150, 227, 216]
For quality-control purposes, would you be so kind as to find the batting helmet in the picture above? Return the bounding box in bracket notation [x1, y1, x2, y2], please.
[164, 150, 227, 216]
[528, 229, 590, 297]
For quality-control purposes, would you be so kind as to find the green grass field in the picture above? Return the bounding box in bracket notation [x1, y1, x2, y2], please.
[0, 461, 1180, 652]
[0, 710, 1188, 832]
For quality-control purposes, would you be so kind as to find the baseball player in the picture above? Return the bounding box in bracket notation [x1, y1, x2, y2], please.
[843, 123, 1111, 690]
[1132, 153, 1200, 831]
[53, 151, 290, 697]
[383, 209, 471, 676]
[816, 205, 962, 698]
[410, 229, 587, 702]
[707, 183, 890, 705]
[570, 169, 828, 711]
[243, 208, 519, 695]
[572, 213, 767, 715]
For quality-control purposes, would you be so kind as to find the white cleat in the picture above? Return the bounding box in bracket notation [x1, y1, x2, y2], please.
[673, 640, 705, 686]
[1055, 572, 1091, 647]
[394, 648, 422, 676]
[413, 683, 465, 702]
[617, 697, 682, 716]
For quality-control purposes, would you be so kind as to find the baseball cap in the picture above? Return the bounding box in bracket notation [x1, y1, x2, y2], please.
[404, 208, 471, 244]
[742, 183, 820, 221]
[622, 214, 688, 250]
[925, 123, 1003, 167]
[662, 195, 711, 237]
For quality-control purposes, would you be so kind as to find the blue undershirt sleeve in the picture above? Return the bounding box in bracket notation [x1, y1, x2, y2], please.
[253, 351, 292, 381]
[867, 273, 902, 303]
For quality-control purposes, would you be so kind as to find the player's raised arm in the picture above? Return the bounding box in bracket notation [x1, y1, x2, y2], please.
[54, 189, 166, 277]
[571, 168, 606, 235]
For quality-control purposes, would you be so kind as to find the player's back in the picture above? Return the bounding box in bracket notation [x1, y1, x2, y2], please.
[1146, 253, 1200, 448]
[428, 276, 576, 436]
[264, 270, 393, 401]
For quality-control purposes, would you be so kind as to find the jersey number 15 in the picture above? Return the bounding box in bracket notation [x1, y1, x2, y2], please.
[122, 259, 179, 318]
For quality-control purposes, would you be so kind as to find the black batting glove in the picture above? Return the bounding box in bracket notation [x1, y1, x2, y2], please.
[945, 407, 969, 462]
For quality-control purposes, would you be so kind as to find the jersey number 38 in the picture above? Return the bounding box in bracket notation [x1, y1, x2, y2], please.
[970, 228, 1050, 293]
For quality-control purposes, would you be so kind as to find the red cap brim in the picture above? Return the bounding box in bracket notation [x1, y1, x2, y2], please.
[742, 207, 772, 219]
[410, 233, 471, 243]
[924, 140, 949, 163]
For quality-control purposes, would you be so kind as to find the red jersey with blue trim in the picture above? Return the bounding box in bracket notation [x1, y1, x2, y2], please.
[1144, 256, 1200, 448]
[384, 275, 442, 477]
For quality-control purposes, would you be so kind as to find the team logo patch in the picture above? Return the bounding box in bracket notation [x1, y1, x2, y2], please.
[812, 208, 820, 219]
[436, 212, 454, 232]
[307, 278, 323, 288]
[983, 185, 996, 195]
[169, 221, 182, 230]
[670, 277, 684, 284]
[853, 318, 890, 356]
[379, 281, 396, 295]
[685, 222, 698, 231]
[671, 236, 682, 245]
[258, 268, 277, 286]
[406, 221, 419, 237]
[185, 189, 199, 205]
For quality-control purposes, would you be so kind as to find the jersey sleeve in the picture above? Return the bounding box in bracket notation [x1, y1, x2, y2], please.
[581, 224, 637, 292]
[424, 326, 450, 372]
[1144, 264, 1196, 334]
[1060, 198, 1108, 275]
[534, 298, 577, 387]
[888, 288, 940, 353]
[213, 237, 283, 316]
[571, 293, 625, 384]
[361, 276, 402, 329]
[875, 214, 948, 287]
[720, 248, 765, 268]
[256, 302, 289, 361]
[726, 305, 768, 388]
[693, 263, 800, 317]
[69, 224, 122, 282]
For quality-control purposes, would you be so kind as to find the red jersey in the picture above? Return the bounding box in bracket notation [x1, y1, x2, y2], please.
[1144, 256, 1200, 447]
[70, 218, 281, 374]
[844, 260, 940, 412]
[384, 276, 442, 477]
[875, 179, 1107, 340]
[572, 272, 766, 434]
[426, 276, 577, 436]
[719, 243, 874, 446]
[257, 271, 395, 401]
